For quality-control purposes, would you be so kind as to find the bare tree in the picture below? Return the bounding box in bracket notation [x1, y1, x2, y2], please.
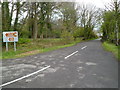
[77, 4, 101, 39]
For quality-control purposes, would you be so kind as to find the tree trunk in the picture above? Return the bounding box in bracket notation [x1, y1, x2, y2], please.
[33, 3, 38, 39]
[14, 2, 20, 31]
[8, 3, 14, 30]
[2, 2, 10, 31]
[33, 16, 38, 39]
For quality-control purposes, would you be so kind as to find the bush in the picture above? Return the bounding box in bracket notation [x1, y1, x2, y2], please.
[108, 32, 115, 43]
[20, 30, 30, 38]
[61, 30, 74, 44]
[90, 31, 98, 39]
[52, 30, 61, 38]
[73, 28, 84, 39]
[17, 38, 31, 44]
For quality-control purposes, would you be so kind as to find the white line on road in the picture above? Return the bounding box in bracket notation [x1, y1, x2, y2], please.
[0, 65, 50, 88]
[81, 46, 87, 50]
[64, 51, 78, 59]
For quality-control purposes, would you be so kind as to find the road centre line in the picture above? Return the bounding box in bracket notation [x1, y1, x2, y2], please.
[81, 46, 87, 50]
[64, 51, 78, 59]
[0, 65, 50, 88]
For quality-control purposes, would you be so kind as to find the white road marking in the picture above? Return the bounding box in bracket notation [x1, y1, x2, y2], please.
[64, 51, 78, 59]
[86, 62, 97, 66]
[81, 46, 87, 50]
[78, 73, 85, 79]
[95, 38, 101, 40]
[93, 74, 97, 76]
[34, 57, 37, 58]
[0, 65, 50, 88]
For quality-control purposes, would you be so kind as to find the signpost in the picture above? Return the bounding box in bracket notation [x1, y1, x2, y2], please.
[3, 31, 18, 51]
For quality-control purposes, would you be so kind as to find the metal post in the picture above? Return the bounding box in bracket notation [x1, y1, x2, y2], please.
[14, 42, 16, 51]
[6, 42, 8, 51]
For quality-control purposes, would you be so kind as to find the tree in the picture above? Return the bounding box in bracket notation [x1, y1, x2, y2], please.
[32, 2, 39, 39]
[2, 2, 10, 31]
[101, 0, 120, 45]
[114, 0, 119, 45]
[13, 1, 25, 31]
[8, 2, 14, 30]
[60, 2, 78, 32]
[77, 4, 100, 39]
[38, 2, 58, 38]
[101, 11, 116, 41]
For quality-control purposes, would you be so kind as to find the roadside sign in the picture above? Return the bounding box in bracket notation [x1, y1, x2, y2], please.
[3, 31, 18, 51]
[3, 31, 18, 42]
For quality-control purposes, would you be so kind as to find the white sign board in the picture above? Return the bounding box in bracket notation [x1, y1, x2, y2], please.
[3, 31, 18, 42]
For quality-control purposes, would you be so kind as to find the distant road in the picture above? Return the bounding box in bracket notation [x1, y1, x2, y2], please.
[2, 39, 118, 88]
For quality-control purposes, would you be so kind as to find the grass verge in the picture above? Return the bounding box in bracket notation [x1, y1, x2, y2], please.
[2, 38, 84, 59]
[102, 42, 119, 60]
[2, 38, 97, 59]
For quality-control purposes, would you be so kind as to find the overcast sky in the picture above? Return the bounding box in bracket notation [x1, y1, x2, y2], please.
[1, 0, 113, 9]
[75, 0, 112, 9]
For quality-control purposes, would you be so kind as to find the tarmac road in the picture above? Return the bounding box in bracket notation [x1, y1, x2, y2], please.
[1, 39, 118, 88]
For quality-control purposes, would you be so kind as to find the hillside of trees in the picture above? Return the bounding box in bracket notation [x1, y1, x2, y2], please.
[101, 0, 120, 45]
[1, 0, 120, 46]
[0, 1, 120, 60]
[1, 2, 100, 42]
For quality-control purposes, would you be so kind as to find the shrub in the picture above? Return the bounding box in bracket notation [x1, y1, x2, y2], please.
[61, 30, 74, 44]
[108, 32, 115, 43]
[52, 30, 61, 38]
[73, 28, 84, 39]
[17, 38, 31, 44]
[20, 30, 30, 38]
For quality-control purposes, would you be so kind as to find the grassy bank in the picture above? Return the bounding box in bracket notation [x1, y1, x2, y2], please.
[102, 42, 119, 60]
[2, 38, 84, 59]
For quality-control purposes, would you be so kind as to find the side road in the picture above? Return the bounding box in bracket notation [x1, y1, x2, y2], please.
[1, 39, 118, 88]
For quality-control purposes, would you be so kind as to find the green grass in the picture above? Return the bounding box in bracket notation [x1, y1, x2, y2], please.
[2, 38, 83, 59]
[102, 42, 119, 60]
[2, 38, 97, 59]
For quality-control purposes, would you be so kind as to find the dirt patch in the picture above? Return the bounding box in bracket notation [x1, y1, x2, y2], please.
[16, 50, 40, 57]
